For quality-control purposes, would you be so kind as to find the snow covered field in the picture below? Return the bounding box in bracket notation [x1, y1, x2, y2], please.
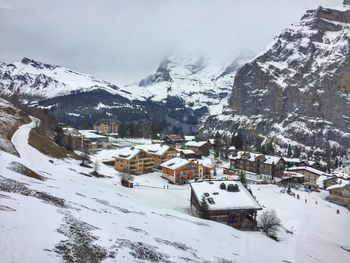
[1, 120, 350, 262]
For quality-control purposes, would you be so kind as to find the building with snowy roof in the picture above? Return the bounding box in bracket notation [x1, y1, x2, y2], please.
[114, 144, 177, 175]
[185, 140, 210, 156]
[190, 180, 262, 230]
[160, 157, 212, 184]
[229, 151, 285, 183]
[287, 166, 329, 183]
[326, 182, 350, 209]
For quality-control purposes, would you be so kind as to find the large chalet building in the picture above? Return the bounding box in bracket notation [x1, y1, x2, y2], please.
[160, 157, 212, 184]
[229, 151, 285, 182]
[190, 181, 262, 230]
[114, 144, 177, 174]
[93, 121, 118, 135]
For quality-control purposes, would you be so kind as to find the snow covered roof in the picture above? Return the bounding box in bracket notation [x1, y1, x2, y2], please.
[264, 155, 282, 165]
[283, 158, 301, 163]
[316, 175, 336, 187]
[196, 159, 213, 169]
[160, 157, 190, 170]
[288, 166, 328, 176]
[185, 141, 208, 147]
[228, 146, 236, 150]
[284, 171, 304, 178]
[230, 151, 282, 165]
[208, 139, 214, 145]
[113, 147, 141, 160]
[79, 130, 106, 139]
[178, 149, 196, 154]
[190, 181, 261, 211]
[136, 144, 170, 156]
[326, 180, 350, 191]
[184, 135, 196, 141]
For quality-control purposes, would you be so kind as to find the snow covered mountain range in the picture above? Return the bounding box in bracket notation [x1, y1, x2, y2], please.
[0, 53, 251, 131]
[202, 6, 350, 157]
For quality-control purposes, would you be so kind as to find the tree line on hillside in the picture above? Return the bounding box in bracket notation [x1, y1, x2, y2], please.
[117, 120, 185, 139]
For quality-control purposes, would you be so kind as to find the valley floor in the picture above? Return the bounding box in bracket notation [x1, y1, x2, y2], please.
[0, 120, 350, 262]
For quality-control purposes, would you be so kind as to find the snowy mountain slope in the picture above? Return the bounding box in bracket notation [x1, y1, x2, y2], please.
[126, 51, 254, 116]
[0, 98, 30, 155]
[1, 120, 243, 262]
[201, 7, 350, 156]
[0, 55, 238, 130]
[0, 58, 136, 100]
[1, 119, 350, 262]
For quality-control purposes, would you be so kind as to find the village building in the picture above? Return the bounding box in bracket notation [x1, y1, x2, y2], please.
[114, 144, 177, 174]
[163, 134, 184, 145]
[79, 130, 109, 151]
[160, 157, 212, 184]
[326, 183, 350, 209]
[93, 121, 118, 135]
[283, 158, 302, 168]
[276, 171, 304, 185]
[185, 141, 210, 156]
[190, 181, 262, 230]
[301, 160, 328, 172]
[178, 149, 202, 159]
[114, 147, 152, 175]
[229, 151, 285, 183]
[287, 166, 328, 183]
[137, 144, 177, 168]
[316, 175, 338, 190]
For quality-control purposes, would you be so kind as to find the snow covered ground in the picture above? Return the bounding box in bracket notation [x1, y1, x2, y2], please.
[1, 120, 350, 262]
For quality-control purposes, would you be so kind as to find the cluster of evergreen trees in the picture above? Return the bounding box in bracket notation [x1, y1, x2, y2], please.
[117, 120, 184, 139]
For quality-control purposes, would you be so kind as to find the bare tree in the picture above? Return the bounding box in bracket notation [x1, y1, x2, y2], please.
[258, 209, 282, 238]
[80, 150, 90, 166]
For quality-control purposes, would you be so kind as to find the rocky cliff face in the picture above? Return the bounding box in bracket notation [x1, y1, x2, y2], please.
[201, 7, 350, 156]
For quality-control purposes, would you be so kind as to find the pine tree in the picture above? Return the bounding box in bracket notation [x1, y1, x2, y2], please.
[214, 132, 221, 158]
[199, 195, 209, 219]
[118, 123, 127, 138]
[240, 171, 247, 188]
[235, 132, 244, 150]
[54, 125, 65, 146]
[287, 144, 292, 157]
[293, 146, 301, 158]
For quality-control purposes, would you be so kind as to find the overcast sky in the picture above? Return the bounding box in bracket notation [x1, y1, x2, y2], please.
[0, 0, 342, 85]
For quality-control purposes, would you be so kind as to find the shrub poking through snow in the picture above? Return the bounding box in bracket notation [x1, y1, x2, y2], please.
[258, 209, 282, 239]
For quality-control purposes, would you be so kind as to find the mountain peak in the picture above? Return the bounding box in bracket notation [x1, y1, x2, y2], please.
[21, 57, 59, 70]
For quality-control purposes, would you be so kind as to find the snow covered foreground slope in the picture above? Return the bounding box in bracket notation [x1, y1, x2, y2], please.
[1, 121, 350, 262]
[0, 120, 244, 262]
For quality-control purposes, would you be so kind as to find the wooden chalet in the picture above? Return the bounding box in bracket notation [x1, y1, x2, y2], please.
[190, 181, 262, 230]
[327, 183, 350, 209]
[160, 157, 211, 184]
[185, 141, 210, 156]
